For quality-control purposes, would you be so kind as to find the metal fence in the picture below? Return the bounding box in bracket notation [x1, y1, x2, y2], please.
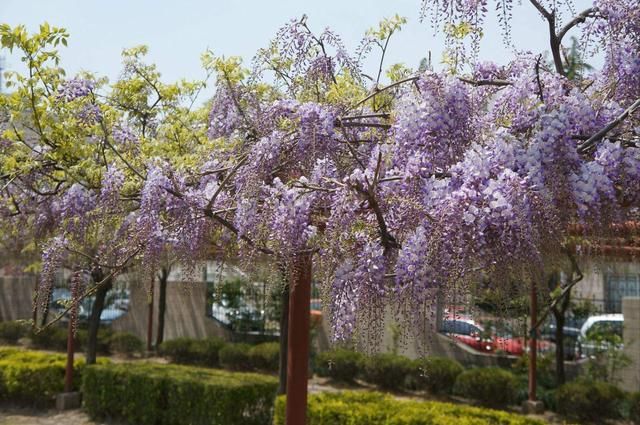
[436, 296, 622, 359]
[206, 279, 280, 336]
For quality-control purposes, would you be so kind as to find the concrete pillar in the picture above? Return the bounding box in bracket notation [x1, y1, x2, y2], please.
[621, 297, 640, 392]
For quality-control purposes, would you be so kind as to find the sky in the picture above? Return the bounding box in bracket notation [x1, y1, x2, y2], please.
[1, 0, 596, 88]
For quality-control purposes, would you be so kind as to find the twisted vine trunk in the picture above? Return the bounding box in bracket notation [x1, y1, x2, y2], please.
[278, 284, 290, 395]
[156, 267, 169, 347]
[86, 272, 112, 365]
[552, 287, 572, 385]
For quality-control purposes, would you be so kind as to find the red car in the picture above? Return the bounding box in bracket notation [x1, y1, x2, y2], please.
[441, 318, 553, 356]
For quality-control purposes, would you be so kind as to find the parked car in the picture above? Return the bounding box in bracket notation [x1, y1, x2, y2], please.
[440, 318, 494, 353]
[540, 323, 581, 360]
[576, 314, 624, 358]
[440, 318, 553, 356]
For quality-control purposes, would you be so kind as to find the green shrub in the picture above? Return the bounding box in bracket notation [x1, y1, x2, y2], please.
[197, 337, 226, 366]
[28, 326, 69, 351]
[453, 367, 518, 408]
[411, 356, 464, 394]
[159, 337, 198, 363]
[361, 353, 414, 391]
[273, 391, 545, 425]
[108, 332, 143, 356]
[158, 337, 225, 367]
[0, 321, 28, 344]
[555, 379, 625, 421]
[249, 342, 280, 372]
[0, 347, 86, 406]
[314, 349, 363, 383]
[83, 362, 277, 425]
[219, 343, 253, 371]
[629, 392, 640, 424]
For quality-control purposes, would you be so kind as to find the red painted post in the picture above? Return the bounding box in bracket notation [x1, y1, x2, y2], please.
[285, 252, 312, 425]
[529, 281, 538, 402]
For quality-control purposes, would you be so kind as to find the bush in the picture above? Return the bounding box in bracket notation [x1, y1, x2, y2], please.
[411, 356, 464, 394]
[361, 353, 414, 391]
[0, 321, 28, 344]
[249, 342, 280, 372]
[555, 379, 625, 421]
[273, 391, 545, 425]
[158, 337, 225, 367]
[0, 347, 86, 406]
[219, 343, 253, 371]
[314, 349, 363, 383]
[83, 362, 277, 425]
[629, 392, 640, 424]
[28, 326, 69, 351]
[453, 367, 518, 408]
[108, 332, 143, 356]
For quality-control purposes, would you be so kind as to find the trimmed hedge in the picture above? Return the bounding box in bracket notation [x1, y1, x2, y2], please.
[453, 367, 518, 408]
[314, 348, 363, 383]
[273, 391, 545, 425]
[555, 379, 625, 421]
[28, 326, 70, 351]
[108, 331, 143, 356]
[630, 391, 640, 424]
[361, 353, 414, 391]
[0, 347, 87, 406]
[28, 326, 113, 354]
[83, 362, 278, 425]
[0, 321, 28, 344]
[219, 343, 253, 371]
[159, 337, 225, 367]
[249, 342, 280, 372]
[411, 356, 464, 394]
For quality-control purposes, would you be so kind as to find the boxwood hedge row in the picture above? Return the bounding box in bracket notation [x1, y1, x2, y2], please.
[82, 362, 278, 425]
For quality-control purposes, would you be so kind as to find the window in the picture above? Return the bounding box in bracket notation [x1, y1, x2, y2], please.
[605, 273, 640, 313]
[441, 320, 480, 336]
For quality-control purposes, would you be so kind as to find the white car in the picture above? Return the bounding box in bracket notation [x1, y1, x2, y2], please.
[577, 314, 624, 358]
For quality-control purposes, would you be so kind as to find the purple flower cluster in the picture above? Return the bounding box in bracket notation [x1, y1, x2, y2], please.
[57, 78, 95, 102]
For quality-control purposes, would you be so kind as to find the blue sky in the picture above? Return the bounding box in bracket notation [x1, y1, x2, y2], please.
[1, 0, 596, 87]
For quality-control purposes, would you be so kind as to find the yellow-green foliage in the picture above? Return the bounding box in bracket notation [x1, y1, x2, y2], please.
[83, 362, 278, 425]
[0, 346, 90, 406]
[273, 391, 545, 425]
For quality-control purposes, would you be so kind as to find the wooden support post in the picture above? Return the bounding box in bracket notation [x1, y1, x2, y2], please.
[285, 252, 312, 425]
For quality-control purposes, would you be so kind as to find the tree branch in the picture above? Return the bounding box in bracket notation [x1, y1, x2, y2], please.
[577, 98, 640, 153]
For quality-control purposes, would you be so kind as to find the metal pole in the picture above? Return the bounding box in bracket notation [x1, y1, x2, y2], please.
[285, 252, 312, 425]
[528, 281, 538, 402]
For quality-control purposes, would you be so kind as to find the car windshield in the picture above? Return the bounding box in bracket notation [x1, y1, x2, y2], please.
[441, 320, 481, 336]
[586, 321, 623, 339]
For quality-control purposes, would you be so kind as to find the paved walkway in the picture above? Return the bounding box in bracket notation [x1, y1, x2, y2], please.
[0, 409, 101, 425]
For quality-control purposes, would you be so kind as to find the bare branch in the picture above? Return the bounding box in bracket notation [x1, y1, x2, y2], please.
[458, 77, 511, 87]
[557, 8, 597, 42]
[578, 98, 640, 153]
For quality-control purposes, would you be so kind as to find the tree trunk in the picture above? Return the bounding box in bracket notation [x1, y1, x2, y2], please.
[552, 287, 571, 386]
[146, 278, 154, 352]
[86, 275, 112, 365]
[156, 268, 169, 347]
[278, 284, 290, 395]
